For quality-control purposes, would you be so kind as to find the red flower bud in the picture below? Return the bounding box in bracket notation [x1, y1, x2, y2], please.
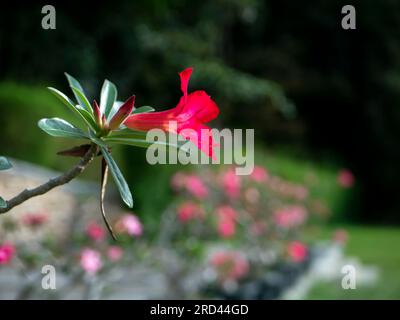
[92, 100, 102, 127]
[108, 95, 136, 130]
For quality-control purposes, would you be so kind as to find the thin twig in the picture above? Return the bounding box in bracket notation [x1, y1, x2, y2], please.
[100, 158, 117, 240]
[0, 144, 98, 214]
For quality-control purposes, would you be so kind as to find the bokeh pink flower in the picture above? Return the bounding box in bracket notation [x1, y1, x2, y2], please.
[210, 251, 249, 281]
[184, 174, 209, 199]
[107, 246, 124, 262]
[115, 214, 143, 237]
[216, 206, 237, 238]
[80, 248, 102, 275]
[287, 241, 308, 263]
[177, 201, 204, 223]
[171, 172, 187, 191]
[0, 243, 15, 265]
[217, 219, 236, 238]
[337, 169, 355, 188]
[274, 205, 307, 229]
[222, 169, 241, 199]
[86, 222, 106, 242]
[250, 166, 268, 183]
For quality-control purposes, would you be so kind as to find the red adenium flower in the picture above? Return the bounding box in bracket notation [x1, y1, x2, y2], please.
[124, 67, 220, 157]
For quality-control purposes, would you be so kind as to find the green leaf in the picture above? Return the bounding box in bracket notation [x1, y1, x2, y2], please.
[0, 157, 12, 171]
[103, 136, 188, 150]
[103, 137, 164, 149]
[131, 106, 155, 114]
[48, 87, 98, 133]
[107, 128, 148, 139]
[0, 197, 6, 209]
[100, 147, 133, 208]
[100, 80, 118, 120]
[75, 105, 99, 132]
[64, 73, 92, 112]
[70, 86, 93, 113]
[38, 118, 88, 139]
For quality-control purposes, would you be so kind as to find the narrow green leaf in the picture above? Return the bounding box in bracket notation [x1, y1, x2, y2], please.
[108, 128, 148, 139]
[104, 137, 164, 149]
[131, 106, 155, 114]
[0, 197, 7, 209]
[70, 86, 93, 113]
[100, 80, 118, 120]
[48, 87, 98, 132]
[76, 105, 99, 132]
[100, 147, 133, 208]
[48, 87, 76, 110]
[64, 73, 92, 112]
[0, 157, 12, 171]
[38, 118, 88, 139]
[103, 137, 188, 150]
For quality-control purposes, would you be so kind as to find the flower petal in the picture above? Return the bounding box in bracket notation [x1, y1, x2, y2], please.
[178, 122, 217, 159]
[179, 67, 193, 98]
[178, 90, 219, 123]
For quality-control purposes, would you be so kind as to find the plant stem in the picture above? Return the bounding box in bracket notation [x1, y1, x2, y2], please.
[100, 158, 117, 240]
[0, 144, 98, 214]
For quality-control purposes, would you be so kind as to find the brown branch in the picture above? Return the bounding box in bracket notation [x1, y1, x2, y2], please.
[0, 144, 98, 214]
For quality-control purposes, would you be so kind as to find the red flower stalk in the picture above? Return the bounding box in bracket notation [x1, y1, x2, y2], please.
[124, 68, 220, 157]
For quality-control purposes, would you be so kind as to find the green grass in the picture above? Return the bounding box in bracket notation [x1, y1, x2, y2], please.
[306, 225, 400, 299]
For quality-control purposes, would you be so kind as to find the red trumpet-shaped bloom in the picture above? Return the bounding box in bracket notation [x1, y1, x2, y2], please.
[124, 68, 220, 157]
